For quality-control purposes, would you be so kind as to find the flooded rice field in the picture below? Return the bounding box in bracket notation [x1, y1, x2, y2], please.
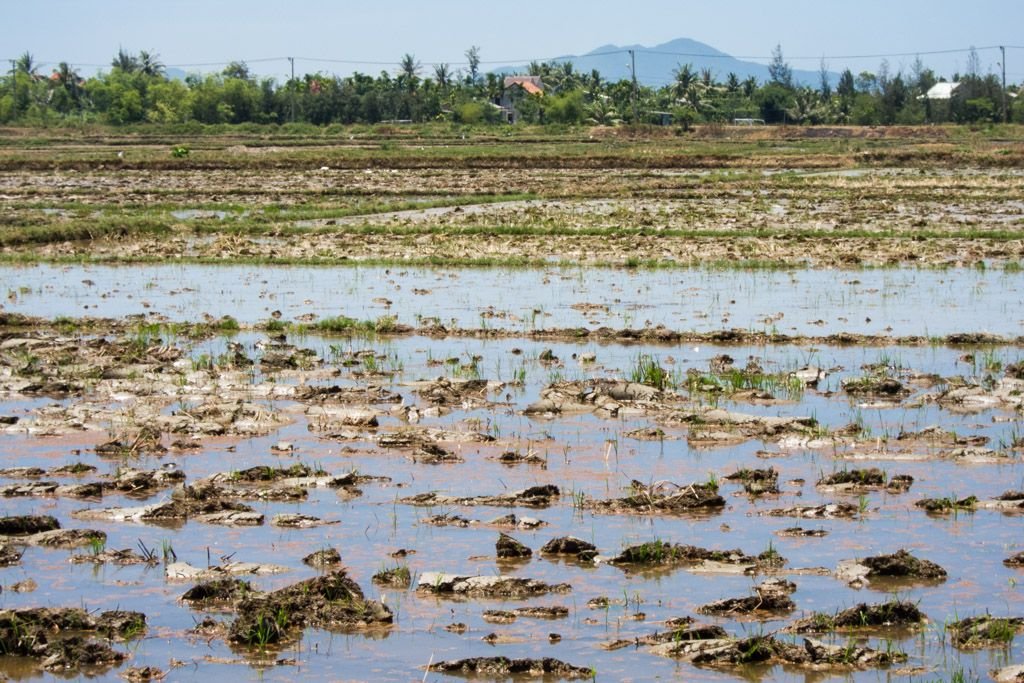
[2, 263, 1023, 338]
[0, 264, 1022, 681]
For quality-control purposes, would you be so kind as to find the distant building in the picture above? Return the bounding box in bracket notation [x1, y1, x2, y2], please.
[498, 76, 544, 123]
[918, 82, 961, 123]
[922, 82, 961, 100]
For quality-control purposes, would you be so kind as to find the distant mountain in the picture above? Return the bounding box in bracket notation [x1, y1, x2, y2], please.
[494, 38, 832, 88]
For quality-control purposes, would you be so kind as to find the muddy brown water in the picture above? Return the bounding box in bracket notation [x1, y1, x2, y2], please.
[0, 265, 1022, 681]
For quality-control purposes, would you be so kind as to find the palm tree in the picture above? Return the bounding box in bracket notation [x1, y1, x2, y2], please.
[700, 67, 715, 89]
[433, 63, 451, 90]
[484, 72, 504, 103]
[672, 63, 697, 100]
[398, 53, 420, 92]
[112, 48, 139, 73]
[15, 51, 39, 76]
[52, 62, 81, 93]
[585, 97, 621, 125]
[725, 73, 740, 93]
[786, 87, 826, 124]
[139, 51, 165, 77]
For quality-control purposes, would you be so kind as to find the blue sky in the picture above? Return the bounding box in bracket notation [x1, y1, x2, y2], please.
[2, 0, 1021, 83]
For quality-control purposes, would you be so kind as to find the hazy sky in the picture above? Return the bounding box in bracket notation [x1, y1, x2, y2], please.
[3, 0, 1021, 83]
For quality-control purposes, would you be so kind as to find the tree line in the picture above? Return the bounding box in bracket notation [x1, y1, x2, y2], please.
[2, 45, 1020, 127]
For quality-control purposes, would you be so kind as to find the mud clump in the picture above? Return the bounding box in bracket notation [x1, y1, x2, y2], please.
[371, 565, 412, 588]
[25, 528, 106, 548]
[762, 503, 860, 519]
[915, 496, 978, 513]
[1004, 552, 1024, 567]
[229, 569, 392, 647]
[608, 540, 778, 573]
[427, 656, 594, 679]
[588, 480, 724, 515]
[650, 633, 907, 669]
[775, 527, 828, 538]
[724, 467, 780, 496]
[785, 600, 927, 633]
[70, 547, 159, 566]
[40, 636, 127, 671]
[399, 484, 560, 508]
[496, 532, 532, 559]
[303, 548, 342, 568]
[417, 572, 571, 599]
[838, 549, 947, 587]
[0, 607, 129, 673]
[638, 622, 729, 646]
[948, 615, 1024, 649]
[181, 578, 254, 607]
[110, 467, 186, 497]
[95, 610, 146, 640]
[94, 427, 167, 458]
[229, 463, 325, 483]
[860, 549, 947, 580]
[817, 468, 913, 493]
[524, 379, 663, 417]
[414, 377, 490, 406]
[539, 536, 598, 561]
[0, 543, 23, 566]
[0, 514, 60, 535]
[842, 376, 910, 398]
[697, 579, 796, 617]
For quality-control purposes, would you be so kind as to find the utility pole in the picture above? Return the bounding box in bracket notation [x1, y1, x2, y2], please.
[1000, 46, 1008, 123]
[629, 49, 638, 123]
[288, 56, 296, 123]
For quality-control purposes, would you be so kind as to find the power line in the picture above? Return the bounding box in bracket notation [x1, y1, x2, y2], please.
[6, 45, 1023, 75]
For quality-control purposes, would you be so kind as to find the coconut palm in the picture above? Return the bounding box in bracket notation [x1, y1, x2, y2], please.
[585, 97, 621, 125]
[139, 51, 165, 78]
[672, 63, 697, 100]
[15, 51, 39, 76]
[398, 53, 421, 92]
[111, 48, 139, 73]
[433, 63, 452, 90]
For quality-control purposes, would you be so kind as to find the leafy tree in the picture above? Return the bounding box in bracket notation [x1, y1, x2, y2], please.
[856, 71, 878, 94]
[545, 89, 585, 124]
[818, 59, 832, 101]
[768, 44, 793, 89]
[145, 78, 190, 123]
[465, 46, 481, 84]
[725, 72, 740, 93]
[757, 82, 794, 123]
[878, 72, 908, 124]
[836, 68, 856, 117]
[222, 61, 252, 81]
